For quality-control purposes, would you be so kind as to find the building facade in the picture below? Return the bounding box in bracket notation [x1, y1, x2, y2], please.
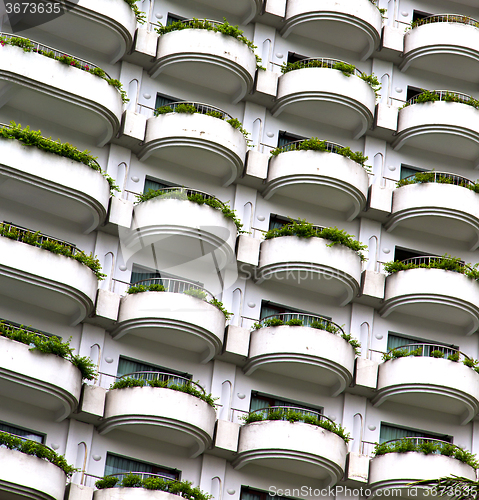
[1, 0, 479, 498]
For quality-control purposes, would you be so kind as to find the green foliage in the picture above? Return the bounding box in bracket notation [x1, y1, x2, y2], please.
[373, 438, 479, 469]
[263, 318, 285, 327]
[448, 352, 460, 362]
[0, 321, 96, 380]
[122, 474, 143, 488]
[183, 288, 208, 300]
[332, 61, 356, 76]
[122, 0, 147, 24]
[402, 90, 479, 110]
[127, 283, 166, 294]
[155, 18, 264, 70]
[205, 110, 224, 119]
[110, 377, 217, 407]
[286, 318, 303, 326]
[264, 218, 367, 261]
[208, 298, 233, 320]
[0, 431, 77, 476]
[383, 254, 479, 281]
[95, 476, 120, 489]
[463, 358, 478, 368]
[430, 350, 445, 358]
[242, 410, 351, 443]
[0, 37, 129, 102]
[270, 137, 370, 169]
[397, 170, 479, 194]
[0, 122, 119, 193]
[175, 103, 197, 114]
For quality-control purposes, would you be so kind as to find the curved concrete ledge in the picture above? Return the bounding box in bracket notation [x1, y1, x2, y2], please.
[369, 453, 476, 497]
[393, 102, 479, 163]
[380, 268, 479, 335]
[0, 45, 122, 146]
[272, 68, 375, 139]
[138, 113, 247, 186]
[402, 23, 479, 82]
[387, 183, 479, 250]
[264, 150, 369, 220]
[234, 421, 347, 487]
[0, 447, 67, 500]
[244, 326, 355, 396]
[282, 0, 382, 60]
[0, 237, 97, 326]
[0, 336, 82, 421]
[374, 356, 479, 425]
[0, 139, 110, 233]
[111, 292, 226, 363]
[150, 29, 256, 103]
[256, 236, 362, 305]
[99, 387, 216, 458]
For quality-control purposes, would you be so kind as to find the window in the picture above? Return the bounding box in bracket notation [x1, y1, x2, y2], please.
[155, 92, 178, 109]
[406, 85, 423, 102]
[250, 392, 322, 417]
[379, 423, 451, 444]
[116, 356, 192, 381]
[277, 130, 305, 148]
[143, 176, 176, 194]
[387, 333, 457, 357]
[286, 52, 307, 64]
[130, 264, 203, 289]
[130, 264, 161, 285]
[0, 318, 59, 340]
[260, 301, 331, 324]
[393, 247, 426, 262]
[268, 214, 290, 230]
[400, 164, 424, 180]
[412, 10, 431, 23]
[105, 453, 180, 479]
[0, 422, 44, 444]
[166, 13, 186, 26]
[241, 487, 291, 500]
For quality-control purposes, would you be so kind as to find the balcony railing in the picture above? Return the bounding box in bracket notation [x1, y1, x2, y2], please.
[412, 14, 479, 29]
[153, 101, 234, 120]
[256, 313, 344, 335]
[398, 170, 475, 189]
[376, 437, 461, 453]
[128, 278, 214, 300]
[281, 57, 364, 77]
[272, 139, 345, 156]
[1, 221, 77, 255]
[248, 405, 327, 421]
[82, 471, 176, 488]
[383, 343, 469, 361]
[138, 186, 226, 207]
[407, 90, 476, 106]
[117, 371, 205, 394]
[0, 32, 109, 77]
[400, 255, 467, 271]
[0, 318, 55, 342]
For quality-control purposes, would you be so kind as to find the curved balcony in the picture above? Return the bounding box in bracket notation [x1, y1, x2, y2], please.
[0, 133, 110, 234]
[111, 279, 226, 363]
[281, 0, 382, 60]
[244, 314, 355, 396]
[373, 344, 479, 425]
[234, 416, 347, 486]
[369, 442, 476, 496]
[401, 15, 479, 82]
[123, 188, 237, 270]
[0, 38, 122, 146]
[98, 378, 216, 458]
[272, 60, 376, 138]
[393, 91, 479, 163]
[0, 228, 98, 325]
[380, 258, 479, 335]
[150, 21, 257, 103]
[263, 141, 369, 220]
[0, 335, 82, 421]
[137, 105, 247, 186]
[0, 445, 66, 500]
[386, 172, 479, 250]
[256, 235, 362, 306]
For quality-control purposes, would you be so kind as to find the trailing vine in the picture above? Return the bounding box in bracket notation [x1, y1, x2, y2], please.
[122, 0, 147, 24]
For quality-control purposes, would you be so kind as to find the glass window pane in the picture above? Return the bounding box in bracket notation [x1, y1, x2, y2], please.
[0, 422, 44, 443]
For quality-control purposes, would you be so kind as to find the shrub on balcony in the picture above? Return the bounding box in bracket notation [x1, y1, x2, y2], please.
[0, 122, 119, 194]
[0, 320, 97, 380]
[110, 377, 217, 407]
[264, 218, 367, 261]
[401, 90, 479, 110]
[373, 438, 479, 469]
[0, 431, 77, 476]
[270, 137, 370, 170]
[396, 170, 479, 193]
[123, 0, 146, 24]
[242, 409, 351, 443]
[155, 18, 265, 70]
[0, 223, 106, 280]
[95, 474, 211, 500]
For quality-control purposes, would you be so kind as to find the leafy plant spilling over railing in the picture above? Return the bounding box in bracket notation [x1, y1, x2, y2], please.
[0, 431, 77, 476]
[126, 277, 232, 319]
[252, 313, 361, 355]
[136, 187, 245, 233]
[411, 13, 479, 29]
[397, 170, 479, 193]
[374, 437, 479, 469]
[270, 137, 370, 170]
[96, 472, 211, 499]
[242, 406, 351, 443]
[123, 0, 147, 24]
[264, 219, 367, 261]
[110, 371, 217, 407]
[0, 122, 119, 194]
[0, 34, 128, 103]
[383, 254, 479, 280]
[0, 222, 106, 280]
[0, 320, 96, 380]
[280, 57, 381, 98]
[154, 101, 250, 141]
[401, 90, 479, 110]
[155, 18, 265, 70]
[368, 0, 387, 15]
